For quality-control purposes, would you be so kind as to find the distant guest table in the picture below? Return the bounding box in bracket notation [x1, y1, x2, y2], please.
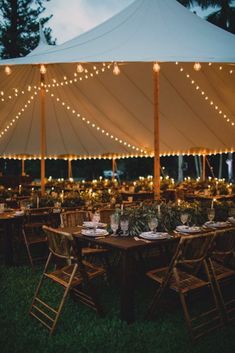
[185, 193, 235, 202]
[120, 191, 154, 202]
[0, 211, 24, 266]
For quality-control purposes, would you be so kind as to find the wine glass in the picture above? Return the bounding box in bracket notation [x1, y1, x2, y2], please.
[180, 213, 189, 226]
[110, 214, 119, 236]
[207, 209, 215, 223]
[92, 211, 100, 234]
[148, 217, 158, 233]
[120, 219, 129, 236]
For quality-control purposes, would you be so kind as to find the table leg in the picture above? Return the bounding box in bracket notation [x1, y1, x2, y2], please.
[120, 251, 135, 323]
[2, 221, 14, 266]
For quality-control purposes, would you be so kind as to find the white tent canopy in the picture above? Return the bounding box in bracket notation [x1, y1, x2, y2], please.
[0, 0, 234, 160]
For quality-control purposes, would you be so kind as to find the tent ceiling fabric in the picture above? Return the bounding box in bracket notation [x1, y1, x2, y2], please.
[1, 0, 235, 65]
[0, 62, 234, 158]
[0, 0, 234, 159]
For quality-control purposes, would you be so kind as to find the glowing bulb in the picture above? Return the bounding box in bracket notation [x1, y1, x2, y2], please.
[194, 62, 201, 71]
[77, 63, 84, 73]
[153, 62, 161, 72]
[40, 64, 47, 74]
[113, 62, 120, 76]
[5, 66, 12, 75]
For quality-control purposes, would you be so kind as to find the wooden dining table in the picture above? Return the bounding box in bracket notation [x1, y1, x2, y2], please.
[62, 226, 179, 323]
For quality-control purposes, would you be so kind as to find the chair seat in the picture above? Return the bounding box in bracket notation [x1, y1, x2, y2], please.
[211, 260, 235, 280]
[45, 262, 105, 287]
[147, 267, 209, 293]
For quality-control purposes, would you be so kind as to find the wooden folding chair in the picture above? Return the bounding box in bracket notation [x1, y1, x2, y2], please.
[30, 225, 105, 335]
[207, 228, 235, 323]
[22, 208, 52, 268]
[146, 232, 223, 341]
[60, 210, 109, 259]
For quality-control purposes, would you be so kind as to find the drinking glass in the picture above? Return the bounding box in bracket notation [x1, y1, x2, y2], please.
[207, 209, 215, 222]
[120, 219, 129, 236]
[148, 217, 158, 233]
[180, 213, 189, 225]
[110, 214, 119, 236]
[92, 211, 100, 234]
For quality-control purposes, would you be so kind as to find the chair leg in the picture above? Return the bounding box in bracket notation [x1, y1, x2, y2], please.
[50, 263, 78, 335]
[145, 285, 166, 320]
[207, 258, 229, 324]
[30, 252, 53, 313]
[22, 229, 34, 269]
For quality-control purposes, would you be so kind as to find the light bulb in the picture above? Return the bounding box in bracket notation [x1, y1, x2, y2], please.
[40, 64, 47, 74]
[153, 62, 161, 72]
[77, 63, 84, 73]
[113, 62, 120, 75]
[5, 66, 12, 75]
[194, 62, 201, 71]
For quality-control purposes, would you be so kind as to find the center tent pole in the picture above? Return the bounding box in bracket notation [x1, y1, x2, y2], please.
[153, 69, 161, 201]
[68, 159, 72, 179]
[40, 72, 46, 195]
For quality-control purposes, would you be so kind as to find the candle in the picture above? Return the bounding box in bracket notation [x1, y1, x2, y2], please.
[157, 204, 161, 216]
[19, 184, 22, 195]
[36, 196, 39, 209]
[121, 204, 124, 215]
[211, 198, 215, 209]
[177, 199, 181, 206]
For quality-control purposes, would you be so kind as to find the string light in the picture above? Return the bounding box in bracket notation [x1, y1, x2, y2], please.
[0, 91, 37, 139]
[177, 64, 235, 128]
[40, 64, 47, 75]
[113, 62, 120, 76]
[49, 91, 145, 154]
[153, 62, 161, 73]
[193, 62, 201, 71]
[77, 63, 84, 73]
[5, 66, 12, 75]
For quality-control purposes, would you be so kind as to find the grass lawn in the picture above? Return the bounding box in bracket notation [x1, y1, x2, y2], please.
[0, 265, 234, 353]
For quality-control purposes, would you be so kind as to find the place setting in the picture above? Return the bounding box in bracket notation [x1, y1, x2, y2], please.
[81, 211, 108, 238]
[138, 217, 171, 241]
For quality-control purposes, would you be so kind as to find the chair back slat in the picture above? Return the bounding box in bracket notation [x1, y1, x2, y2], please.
[99, 209, 115, 224]
[212, 229, 235, 256]
[43, 225, 75, 259]
[60, 210, 87, 228]
[176, 232, 215, 266]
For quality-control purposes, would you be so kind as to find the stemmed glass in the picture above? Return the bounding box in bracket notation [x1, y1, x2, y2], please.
[92, 211, 100, 234]
[110, 214, 119, 237]
[148, 217, 158, 234]
[207, 209, 215, 222]
[120, 219, 129, 236]
[180, 213, 189, 226]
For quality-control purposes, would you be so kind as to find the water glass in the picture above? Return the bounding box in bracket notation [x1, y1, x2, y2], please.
[180, 213, 189, 225]
[207, 209, 215, 222]
[120, 219, 129, 236]
[110, 214, 119, 236]
[92, 211, 100, 234]
[148, 217, 158, 233]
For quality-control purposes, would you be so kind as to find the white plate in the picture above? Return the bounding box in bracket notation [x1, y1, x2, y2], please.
[228, 217, 235, 225]
[14, 211, 25, 216]
[81, 229, 108, 237]
[176, 225, 201, 234]
[83, 221, 107, 228]
[204, 221, 229, 228]
[139, 232, 170, 240]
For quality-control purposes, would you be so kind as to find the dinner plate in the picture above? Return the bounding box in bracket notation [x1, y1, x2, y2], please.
[81, 229, 108, 237]
[83, 221, 107, 228]
[14, 211, 25, 216]
[139, 232, 170, 240]
[176, 225, 202, 234]
[228, 217, 235, 225]
[204, 221, 229, 228]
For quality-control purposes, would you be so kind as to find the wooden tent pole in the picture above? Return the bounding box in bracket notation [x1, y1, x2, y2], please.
[21, 159, 25, 176]
[202, 154, 206, 181]
[153, 69, 160, 201]
[68, 159, 72, 179]
[112, 157, 115, 181]
[40, 72, 46, 195]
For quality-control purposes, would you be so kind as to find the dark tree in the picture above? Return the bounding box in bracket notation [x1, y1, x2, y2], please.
[177, 0, 235, 34]
[0, 0, 56, 59]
